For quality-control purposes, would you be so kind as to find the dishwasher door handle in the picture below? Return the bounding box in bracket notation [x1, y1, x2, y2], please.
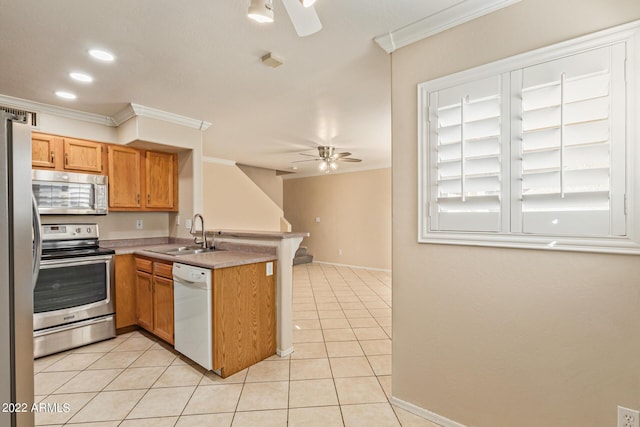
[174, 279, 208, 291]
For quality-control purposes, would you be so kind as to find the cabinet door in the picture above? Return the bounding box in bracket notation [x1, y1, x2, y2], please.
[145, 151, 177, 210]
[114, 255, 137, 330]
[135, 270, 154, 332]
[153, 276, 174, 345]
[108, 146, 142, 209]
[63, 138, 103, 173]
[32, 133, 58, 169]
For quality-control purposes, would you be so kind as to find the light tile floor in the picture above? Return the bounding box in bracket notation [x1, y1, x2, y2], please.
[33, 263, 440, 427]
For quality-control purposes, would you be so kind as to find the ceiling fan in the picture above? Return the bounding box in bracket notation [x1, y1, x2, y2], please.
[248, 0, 322, 37]
[293, 146, 362, 172]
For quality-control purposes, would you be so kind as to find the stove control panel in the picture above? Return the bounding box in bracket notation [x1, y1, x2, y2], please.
[42, 224, 99, 240]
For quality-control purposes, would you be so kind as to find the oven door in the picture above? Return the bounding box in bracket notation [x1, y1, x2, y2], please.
[33, 254, 115, 331]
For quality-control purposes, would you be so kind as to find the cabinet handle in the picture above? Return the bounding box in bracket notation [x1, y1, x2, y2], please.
[137, 194, 140, 205]
[147, 194, 151, 204]
[50, 150, 55, 163]
[64, 152, 68, 165]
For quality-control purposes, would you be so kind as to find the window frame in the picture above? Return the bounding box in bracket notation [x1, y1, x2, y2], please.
[417, 20, 640, 254]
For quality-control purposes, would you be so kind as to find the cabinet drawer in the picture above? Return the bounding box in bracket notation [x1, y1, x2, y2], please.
[154, 262, 173, 279]
[135, 257, 153, 273]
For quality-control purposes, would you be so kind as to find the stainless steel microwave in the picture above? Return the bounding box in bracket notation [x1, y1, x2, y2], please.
[32, 170, 108, 215]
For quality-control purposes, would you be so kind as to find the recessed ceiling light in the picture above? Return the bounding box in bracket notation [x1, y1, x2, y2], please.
[55, 91, 76, 100]
[89, 49, 115, 62]
[69, 72, 93, 83]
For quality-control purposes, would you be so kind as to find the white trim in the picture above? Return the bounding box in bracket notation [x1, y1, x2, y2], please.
[0, 94, 213, 132]
[390, 396, 468, 427]
[113, 103, 212, 130]
[374, 0, 521, 53]
[0, 94, 115, 126]
[110, 104, 136, 126]
[129, 103, 212, 130]
[202, 156, 237, 166]
[312, 260, 391, 273]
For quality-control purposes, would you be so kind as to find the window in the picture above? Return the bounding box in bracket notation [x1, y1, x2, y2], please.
[418, 21, 640, 254]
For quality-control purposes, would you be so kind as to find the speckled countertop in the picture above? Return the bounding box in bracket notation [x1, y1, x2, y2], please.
[102, 239, 277, 270]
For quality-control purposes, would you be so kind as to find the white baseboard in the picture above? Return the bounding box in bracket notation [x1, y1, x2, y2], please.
[390, 396, 468, 427]
[311, 260, 392, 273]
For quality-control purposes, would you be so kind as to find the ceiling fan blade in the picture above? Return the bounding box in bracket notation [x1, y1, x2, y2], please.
[331, 152, 352, 159]
[281, 0, 322, 37]
[291, 158, 319, 163]
[337, 158, 362, 162]
[299, 153, 319, 157]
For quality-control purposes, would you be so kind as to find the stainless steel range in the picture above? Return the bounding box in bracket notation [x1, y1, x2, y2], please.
[33, 223, 116, 358]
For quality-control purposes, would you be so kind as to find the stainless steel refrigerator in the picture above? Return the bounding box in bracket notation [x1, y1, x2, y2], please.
[1, 111, 38, 427]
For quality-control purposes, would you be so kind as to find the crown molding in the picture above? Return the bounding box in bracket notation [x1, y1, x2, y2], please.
[374, 0, 521, 53]
[202, 156, 236, 166]
[0, 94, 116, 126]
[112, 103, 212, 131]
[0, 94, 212, 131]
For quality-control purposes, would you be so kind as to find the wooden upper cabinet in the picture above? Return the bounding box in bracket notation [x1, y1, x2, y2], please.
[108, 146, 178, 212]
[31, 133, 58, 169]
[63, 138, 103, 173]
[145, 150, 177, 210]
[108, 145, 142, 209]
[32, 133, 104, 174]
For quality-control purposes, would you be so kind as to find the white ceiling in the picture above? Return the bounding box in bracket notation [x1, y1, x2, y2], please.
[0, 0, 513, 176]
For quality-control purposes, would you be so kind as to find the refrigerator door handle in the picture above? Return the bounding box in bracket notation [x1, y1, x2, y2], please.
[32, 194, 42, 290]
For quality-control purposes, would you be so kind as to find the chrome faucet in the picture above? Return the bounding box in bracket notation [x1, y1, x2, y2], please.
[190, 213, 207, 249]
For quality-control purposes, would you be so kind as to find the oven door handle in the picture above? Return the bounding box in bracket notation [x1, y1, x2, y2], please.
[32, 193, 43, 291]
[39, 255, 113, 268]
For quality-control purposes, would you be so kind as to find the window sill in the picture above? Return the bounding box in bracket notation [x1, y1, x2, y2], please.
[418, 232, 640, 255]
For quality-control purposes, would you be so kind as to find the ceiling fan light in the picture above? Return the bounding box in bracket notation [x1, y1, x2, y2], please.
[299, 0, 316, 7]
[329, 161, 338, 170]
[248, 0, 274, 23]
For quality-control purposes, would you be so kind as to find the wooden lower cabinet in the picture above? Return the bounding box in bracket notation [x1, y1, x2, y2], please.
[135, 271, 154, 332]
[153, 275, 174, 344]
[114, 254, 138, 330]
[134, 256, 174, 344]
[213, 261, 276, 377]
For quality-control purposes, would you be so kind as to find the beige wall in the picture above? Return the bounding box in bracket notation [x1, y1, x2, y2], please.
[238, 164, 284, 208]
[391, 1, 640, 427]
[283, 168, 391, 270]
[202, 160, 285, 231]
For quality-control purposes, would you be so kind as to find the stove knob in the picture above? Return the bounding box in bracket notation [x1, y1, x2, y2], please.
[87, 227, 92, 233]
[76, 227, 82, 234]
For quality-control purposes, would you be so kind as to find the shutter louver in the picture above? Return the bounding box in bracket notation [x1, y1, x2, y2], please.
[517, 45, 626, 236]
[429, 75, 503, 232]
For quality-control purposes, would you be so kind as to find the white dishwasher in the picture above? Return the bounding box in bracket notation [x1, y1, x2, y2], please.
[173, 263, 213, 370]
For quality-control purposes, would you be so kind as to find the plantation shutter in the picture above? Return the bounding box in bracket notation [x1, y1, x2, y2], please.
[428, 75, 504, 232]
[514, 44, 627, 236]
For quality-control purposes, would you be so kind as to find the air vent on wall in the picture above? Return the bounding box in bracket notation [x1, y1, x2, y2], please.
[0, 105, 38, 127]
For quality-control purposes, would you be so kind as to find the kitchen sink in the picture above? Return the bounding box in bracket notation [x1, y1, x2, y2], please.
[147, 246, 223, 256]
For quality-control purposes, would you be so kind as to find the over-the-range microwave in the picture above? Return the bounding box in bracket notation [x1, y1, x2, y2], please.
[32, 169, 108, 215]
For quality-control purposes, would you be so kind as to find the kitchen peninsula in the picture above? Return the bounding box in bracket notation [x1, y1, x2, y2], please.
[106, 229, 308, 377]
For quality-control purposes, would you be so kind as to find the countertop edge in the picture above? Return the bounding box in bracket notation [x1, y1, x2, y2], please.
[208, 230, 310, 239]
[131, 249, 277, 270]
